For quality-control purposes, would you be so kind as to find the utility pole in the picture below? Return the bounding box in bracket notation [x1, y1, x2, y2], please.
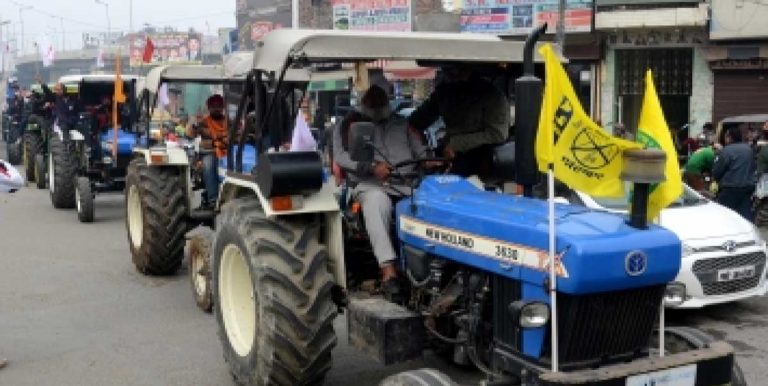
[129, 0, 133, 34]
[18, 4, 31, 56]
[556, 0, 566, 48]
[59, 16, 65, 51]
[0, 20, 9, 75]
[292, 0, 299, 29]
[95, 0, 111, 45]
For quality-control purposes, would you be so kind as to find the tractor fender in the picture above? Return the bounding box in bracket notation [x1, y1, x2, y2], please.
[52, 126, 85, 142]
[131, 147, 189, 166]
[218, 177, 346, 287]
[131, 147, 193, 216]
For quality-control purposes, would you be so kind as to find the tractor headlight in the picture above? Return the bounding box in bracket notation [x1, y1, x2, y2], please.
[509, 301, 550, 328]
[149, 128, 165, 143]
[664, 282, 687, 307]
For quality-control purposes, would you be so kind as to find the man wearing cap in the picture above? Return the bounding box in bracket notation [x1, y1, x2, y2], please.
[186, 94, 228, 207]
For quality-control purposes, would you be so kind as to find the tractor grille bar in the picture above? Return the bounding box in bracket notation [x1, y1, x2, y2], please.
[543, 285, 665, 365]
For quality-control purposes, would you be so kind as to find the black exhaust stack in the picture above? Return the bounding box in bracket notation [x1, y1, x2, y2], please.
[621, 148, 667, 229]
[514, 23, 547, 197]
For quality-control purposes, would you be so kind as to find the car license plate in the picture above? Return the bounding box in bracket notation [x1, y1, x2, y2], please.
[717, 265, 756, 282]
[626, 364, 696, 386]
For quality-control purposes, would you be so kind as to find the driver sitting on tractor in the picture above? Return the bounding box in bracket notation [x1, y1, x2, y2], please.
[333, 84, 427, 295]
[186, 94, 228, 208]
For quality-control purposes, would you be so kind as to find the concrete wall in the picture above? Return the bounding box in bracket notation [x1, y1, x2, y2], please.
[711, 0, 768, 40]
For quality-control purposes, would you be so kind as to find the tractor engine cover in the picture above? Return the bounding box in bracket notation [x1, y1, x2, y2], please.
[255, 151, 323, 198]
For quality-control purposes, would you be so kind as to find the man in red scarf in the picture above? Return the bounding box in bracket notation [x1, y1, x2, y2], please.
[187, 94, 228, 207]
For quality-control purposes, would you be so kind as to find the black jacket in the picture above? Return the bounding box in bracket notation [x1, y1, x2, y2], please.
[712, 142, 756, 188]
[42, 84, 80, 129]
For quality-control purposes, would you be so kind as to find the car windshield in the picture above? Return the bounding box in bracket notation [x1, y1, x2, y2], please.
[591, 183, 706, 210]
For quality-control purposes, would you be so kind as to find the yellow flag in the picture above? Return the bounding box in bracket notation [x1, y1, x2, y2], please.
[535, 44, 640, 197]
[636, 70, 682, 221]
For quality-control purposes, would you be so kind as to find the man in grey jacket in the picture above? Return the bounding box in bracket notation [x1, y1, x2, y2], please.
[408, 65, 510, 177]
[333, 85, 426, 290]
[713, 125, 756, 220]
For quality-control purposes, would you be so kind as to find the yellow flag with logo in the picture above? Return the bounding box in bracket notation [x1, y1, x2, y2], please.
[536, 44, 640, 197]
[636, 70, 683, 221]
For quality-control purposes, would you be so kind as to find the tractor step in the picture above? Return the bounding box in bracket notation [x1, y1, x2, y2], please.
[347, 296, 424, 365]
[189, 208, 215, 222]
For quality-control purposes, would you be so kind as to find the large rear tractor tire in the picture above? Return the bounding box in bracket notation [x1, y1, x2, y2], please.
[76, 176, 95, 223]
[186, 226, 214, 313]
[656, 327, 746, 386]
[379, 369, 458, 386]
[23, 132, 43, 182]
[125, 157, 188, 275]
[34, 154, 46, 189]
[48, 136, 77, 209]
[7, 138, 21, 165]
[212, 198, 338, 386]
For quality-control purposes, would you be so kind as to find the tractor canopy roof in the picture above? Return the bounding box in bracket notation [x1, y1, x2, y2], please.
[719, 113, 768, 124]
[144, 64, 228, 93]
[250, 29, 560, 74]
[225, 50, 353, 82]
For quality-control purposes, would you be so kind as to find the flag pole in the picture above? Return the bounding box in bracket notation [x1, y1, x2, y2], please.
[548, 163, 559, 372]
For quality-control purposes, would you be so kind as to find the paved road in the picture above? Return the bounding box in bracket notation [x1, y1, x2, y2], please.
[0, 143, 766, 385]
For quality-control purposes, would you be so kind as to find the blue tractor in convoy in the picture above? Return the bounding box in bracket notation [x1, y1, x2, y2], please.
[197, 30, 745, 386]
[47, 74, 142, 223]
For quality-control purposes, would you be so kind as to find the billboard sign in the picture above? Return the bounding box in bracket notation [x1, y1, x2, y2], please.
[332, 0, 412, 32]
[459, 0, 592, 35]
[129, 32, 203, 67]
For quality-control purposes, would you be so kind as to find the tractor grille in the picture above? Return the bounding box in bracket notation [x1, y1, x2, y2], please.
[543, 285, 664, 365]
[692, 252, 765, 296]
[492, 275, 521, 350]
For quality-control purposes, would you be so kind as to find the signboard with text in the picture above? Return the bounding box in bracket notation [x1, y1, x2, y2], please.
[332, 0, 411, 32]
[129, 32, 203, 67]
[459, 0, 592, 35]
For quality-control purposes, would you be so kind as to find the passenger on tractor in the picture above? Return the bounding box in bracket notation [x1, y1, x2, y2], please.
[333, 84, 427, 295]
[186, 94, 228, 208]
[408, 64, 510, 177]
[41, 82, 81, 138]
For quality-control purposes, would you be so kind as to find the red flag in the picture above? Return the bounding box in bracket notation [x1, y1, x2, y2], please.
[142, 37, 154, 63]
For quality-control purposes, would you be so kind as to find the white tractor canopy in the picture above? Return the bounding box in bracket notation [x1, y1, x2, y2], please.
[251, 29, 560, 74]
[144, 64, 228, 93]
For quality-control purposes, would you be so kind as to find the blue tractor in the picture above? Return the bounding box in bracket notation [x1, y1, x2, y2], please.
[208, 30, 743, 386]
[45, 74, 142, 222]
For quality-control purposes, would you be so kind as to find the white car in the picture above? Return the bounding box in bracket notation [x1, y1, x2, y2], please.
[568, 185, 768, 309]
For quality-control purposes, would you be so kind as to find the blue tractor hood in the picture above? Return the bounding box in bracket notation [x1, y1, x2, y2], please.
[396, 176, 681, 295]
[100, 128, 138, 156]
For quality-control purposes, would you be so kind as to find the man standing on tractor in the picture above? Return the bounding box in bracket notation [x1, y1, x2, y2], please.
[186, 94, 228, 208]
[334, 84, 426, 295]
[408, 65, 510, 177]
[41, 82, 81, 138]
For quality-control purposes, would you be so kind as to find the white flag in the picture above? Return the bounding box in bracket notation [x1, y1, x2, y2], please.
[290, 110, 317, 151]
[158, 83, 170, 107]
[0, 160, 24, 193]
[96, 48, 104, 68]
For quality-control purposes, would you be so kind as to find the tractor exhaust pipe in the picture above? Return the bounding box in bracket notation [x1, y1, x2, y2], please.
[621, 149, 667, 229]
[514, 23, 548, 197]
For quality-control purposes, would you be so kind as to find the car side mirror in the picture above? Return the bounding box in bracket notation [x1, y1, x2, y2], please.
[349, 121, 375, 163]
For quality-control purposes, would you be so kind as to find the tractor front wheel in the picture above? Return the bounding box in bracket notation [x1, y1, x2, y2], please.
[23, 132, 43, 182]
[186, 226, 214, 313]
[76, 176, 95, 223]
[125, 157, 188, 275]
[212, 198, 338, 386]
[34, 154, 46, 189]
[48, 136, 77, 209]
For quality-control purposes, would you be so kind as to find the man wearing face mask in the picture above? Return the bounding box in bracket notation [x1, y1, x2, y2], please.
[333, 85, 426, 296]
[186, 94, 228, 207]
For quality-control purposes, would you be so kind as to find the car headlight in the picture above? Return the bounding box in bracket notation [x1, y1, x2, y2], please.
[682, 243, 695, 258]
[509, 301, 550, 328]
[664, 282, 687, 307]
